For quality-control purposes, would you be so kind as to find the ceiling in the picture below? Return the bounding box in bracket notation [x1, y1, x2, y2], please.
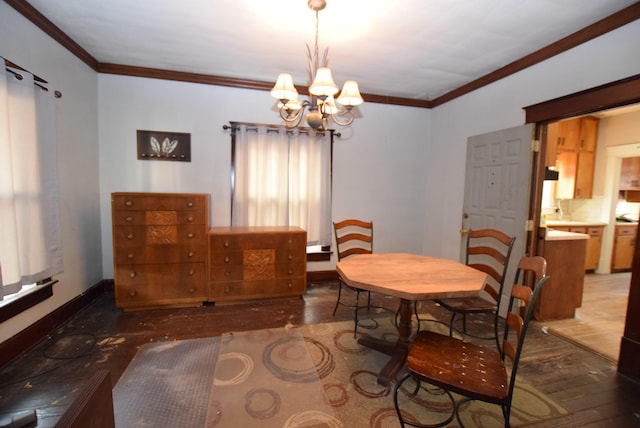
[15, 0, 640, 102]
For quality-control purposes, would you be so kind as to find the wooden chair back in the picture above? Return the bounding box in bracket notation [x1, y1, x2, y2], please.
[502, 256, 548, 402]
[465, 228, 516, 303]
[333, 219, 373, 261]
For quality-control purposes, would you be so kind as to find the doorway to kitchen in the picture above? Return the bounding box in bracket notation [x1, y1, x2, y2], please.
[537, 109, 640, 364]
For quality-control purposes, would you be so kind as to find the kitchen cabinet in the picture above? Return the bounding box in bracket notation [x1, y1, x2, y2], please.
[612, 224, 637, 271]
[550, 116, 599, 199]
[535, 230, 588, 321]
[208, 226, 307, 303]
[551, 225, 603, 271]
[619, 157, 640, 191]
[112, 192, 209, 310]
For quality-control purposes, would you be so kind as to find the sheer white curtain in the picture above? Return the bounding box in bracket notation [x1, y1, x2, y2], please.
[0, 65, 63, 299]
[232, 124, 332, 246]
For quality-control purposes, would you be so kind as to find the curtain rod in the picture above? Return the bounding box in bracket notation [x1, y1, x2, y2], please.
[223, 121, 341, 138]
[3, 58, 62, 98]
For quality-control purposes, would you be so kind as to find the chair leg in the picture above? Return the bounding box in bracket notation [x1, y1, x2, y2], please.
[462, 313, 467, 334]
[332, 280, 343, 316]
[494, 313, 501, 353]
[354, 289, 361, 338]
[448, 312, 456, 337]
[502, 404, 511, 428]
[394, 374, 456, 428]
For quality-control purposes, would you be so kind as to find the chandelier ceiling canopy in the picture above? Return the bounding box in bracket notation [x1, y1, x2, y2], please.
[270, 0, 364, 130]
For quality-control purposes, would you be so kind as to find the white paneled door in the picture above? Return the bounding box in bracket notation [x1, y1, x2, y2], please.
[462, 124, 534, 314]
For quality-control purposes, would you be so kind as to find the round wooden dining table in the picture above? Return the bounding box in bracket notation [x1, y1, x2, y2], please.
[336, 253, 488, 386]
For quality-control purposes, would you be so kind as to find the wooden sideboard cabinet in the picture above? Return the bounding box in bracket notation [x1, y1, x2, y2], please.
[112, 192, 209, 310]
[208, 226, 307, 303]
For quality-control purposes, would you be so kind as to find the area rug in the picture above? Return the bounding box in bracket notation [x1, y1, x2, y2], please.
[112, 317, 569, 427]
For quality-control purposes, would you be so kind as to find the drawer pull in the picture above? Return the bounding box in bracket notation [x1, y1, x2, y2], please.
[129, 290, 136, 297]
[224, 257, 230, 263]
[125, 200, 133, 207]
[187, 201, 194, 208]
[129, 271, 137, 278]
[288, 255, 293, 260]
[187, 216, 194, 222]
[225, 287, 230, 294]
[127, 252, 135, 259]
[125, 216, 133, 222]
[189, 288, 195, 294]
[188, 269, 195, 276]
[288, 283, 292, 289]
[224, 240, 230, 248]
[187, 233, 194, 239]
[188, 251, 194, 257]
[127, 233, 135, 240]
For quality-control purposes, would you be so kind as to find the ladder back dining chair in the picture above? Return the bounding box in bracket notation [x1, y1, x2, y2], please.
[425, 228, 516, 351]
[394, 255, 549, 428]
[333, 219, 381, 337]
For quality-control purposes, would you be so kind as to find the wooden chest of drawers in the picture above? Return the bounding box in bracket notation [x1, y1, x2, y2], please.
[112, 192, 209, 310]
[208, 226, 307, 303]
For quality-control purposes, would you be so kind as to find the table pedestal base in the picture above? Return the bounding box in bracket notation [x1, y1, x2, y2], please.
[357, 299, 413, 386]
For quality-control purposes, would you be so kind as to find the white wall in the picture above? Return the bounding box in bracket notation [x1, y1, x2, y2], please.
[0, 3, 101, 342]
[98, 76, 430, 275]
[426, 20, 640, 261]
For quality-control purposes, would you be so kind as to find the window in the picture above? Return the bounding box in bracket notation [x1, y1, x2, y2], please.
[230, 123, 333, 248]
[0, 61, 63, 306]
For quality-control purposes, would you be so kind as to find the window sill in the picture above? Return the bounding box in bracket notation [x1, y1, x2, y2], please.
[307, 245, 332, 262]
[0, 281, 56, 323]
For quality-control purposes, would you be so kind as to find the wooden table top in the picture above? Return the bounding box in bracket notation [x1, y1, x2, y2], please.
[336, 253, 487, 301]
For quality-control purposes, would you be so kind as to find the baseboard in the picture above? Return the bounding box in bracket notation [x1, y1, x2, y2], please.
[0, 280, 108, 370]
[307, 270, 339, 282]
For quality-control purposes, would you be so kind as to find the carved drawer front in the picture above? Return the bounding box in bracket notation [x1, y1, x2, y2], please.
[114, 224, 206, 247]
[210, 261, 306, 282]
[113, 209, 206, 225]
[112, 192, 209, 310]
[112, 194, 206, 211]
[114, 243, 207, 264]
[115, 263, 206, 308]
[208, 226, 307, 303]
[210, 278, 306, 300]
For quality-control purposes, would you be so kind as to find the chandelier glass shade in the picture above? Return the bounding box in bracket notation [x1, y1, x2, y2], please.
[270, 0, 363, 130]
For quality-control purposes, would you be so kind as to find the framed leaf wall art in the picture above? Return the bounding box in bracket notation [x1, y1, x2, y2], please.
[137, 130, 191, 162]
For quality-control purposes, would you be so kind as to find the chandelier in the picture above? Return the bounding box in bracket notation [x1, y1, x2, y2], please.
[270, 0, 364, 130]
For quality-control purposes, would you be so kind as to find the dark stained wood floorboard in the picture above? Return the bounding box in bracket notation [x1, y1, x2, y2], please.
[0, 282, 638, 427]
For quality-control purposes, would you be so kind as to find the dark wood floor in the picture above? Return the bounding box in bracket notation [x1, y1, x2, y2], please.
[0, 282, 639, 427]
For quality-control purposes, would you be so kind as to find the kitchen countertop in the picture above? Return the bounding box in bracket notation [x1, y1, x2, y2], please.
[546, 220, 608, 227]
[545, 230, 589, 241]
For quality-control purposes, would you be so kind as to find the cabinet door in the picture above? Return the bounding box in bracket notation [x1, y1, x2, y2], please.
[555, 151, 577, 199]
[575, 151, 595, 199]
[556, 119, 581, 152]
[581, 226, 602, 271]
[612, 226, 637, 270]
[579, 117, 598, 152]
[620, 157, 640, 191]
